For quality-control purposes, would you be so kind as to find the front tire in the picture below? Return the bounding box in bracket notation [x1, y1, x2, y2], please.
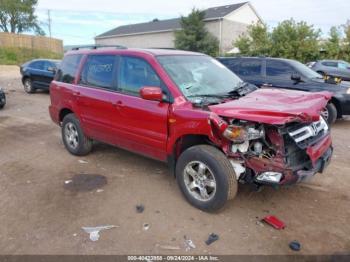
[321, 103, 337, 125]
[62, 113, 92, 156]
[176, 145, 237, 212]
[23, 78, 35, 94]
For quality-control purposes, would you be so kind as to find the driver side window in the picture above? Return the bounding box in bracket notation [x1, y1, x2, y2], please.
[266, 60, 294, 79]
[119, 56, 161, 96]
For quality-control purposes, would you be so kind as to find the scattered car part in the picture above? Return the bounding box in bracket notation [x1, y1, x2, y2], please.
[82, 225, 117, 241]
[262, 215, 286, 229]
[136, 204, 145, 213]
[205, 233, 219, 245]
[184, 236, 196, 251]
[143, 223, 150, 231]
[289, 240, 301, 251]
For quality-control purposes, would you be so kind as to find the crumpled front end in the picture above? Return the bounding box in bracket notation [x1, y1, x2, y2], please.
[212, 115, 333, 187]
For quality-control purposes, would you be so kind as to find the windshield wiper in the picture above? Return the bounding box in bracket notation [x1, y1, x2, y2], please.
[227, 81, 252, 96]
[187, 94, 229, 99]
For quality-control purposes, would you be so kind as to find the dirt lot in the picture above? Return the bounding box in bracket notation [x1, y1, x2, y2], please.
[0, 65, 349, 255]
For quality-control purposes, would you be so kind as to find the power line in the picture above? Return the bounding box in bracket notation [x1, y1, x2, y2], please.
[47, 9, 52, 38]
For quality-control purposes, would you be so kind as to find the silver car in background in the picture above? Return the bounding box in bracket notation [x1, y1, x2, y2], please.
[308, 60, 350, 81]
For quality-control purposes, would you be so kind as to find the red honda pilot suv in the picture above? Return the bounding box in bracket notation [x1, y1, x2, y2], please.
[49, 47, 333, 211]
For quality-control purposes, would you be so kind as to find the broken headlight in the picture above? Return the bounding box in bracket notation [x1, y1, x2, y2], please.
[223, 124, 265, 143]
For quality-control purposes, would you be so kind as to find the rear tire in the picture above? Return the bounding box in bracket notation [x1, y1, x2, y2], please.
[176, 145, 237, 212]
[62, 113, 92, 156]
[23, 78, 35, 94]
[322, 103, 337, 125]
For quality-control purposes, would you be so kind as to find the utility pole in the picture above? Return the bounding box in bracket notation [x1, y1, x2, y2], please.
[47, 9, 52, 38]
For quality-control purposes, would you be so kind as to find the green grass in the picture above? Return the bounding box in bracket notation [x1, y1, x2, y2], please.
[0, 47, 63, 65]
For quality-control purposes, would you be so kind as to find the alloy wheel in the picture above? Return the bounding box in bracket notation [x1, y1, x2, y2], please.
[183, 161, 217, 202]
[64, 122, 79, 149]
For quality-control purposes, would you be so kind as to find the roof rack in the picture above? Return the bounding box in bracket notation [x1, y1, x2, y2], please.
[71, 45, 127, 51]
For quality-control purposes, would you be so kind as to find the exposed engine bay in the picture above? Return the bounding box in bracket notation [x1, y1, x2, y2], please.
[219, 117, 330, 186]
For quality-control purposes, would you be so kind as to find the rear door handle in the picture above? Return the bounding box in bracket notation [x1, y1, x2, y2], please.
[262, 83, 273, 87]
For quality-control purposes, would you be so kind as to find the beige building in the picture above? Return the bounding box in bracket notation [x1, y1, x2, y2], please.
[95, 2, 263, 54]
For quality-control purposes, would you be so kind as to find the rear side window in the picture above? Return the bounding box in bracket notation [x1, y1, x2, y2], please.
[266, 60, 294, 78]
[56, 54, 83, 84]
[80, 55, 117, 89]
[322, 61, 337, 67]
[239, 60, 262, 76]
[119, 56, 161, 96]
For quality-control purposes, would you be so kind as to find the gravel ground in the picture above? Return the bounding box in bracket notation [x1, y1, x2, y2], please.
[0, 65, 349, 255]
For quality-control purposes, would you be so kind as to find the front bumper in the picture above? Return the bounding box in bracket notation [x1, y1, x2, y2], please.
[250, 133, 333, 186]
[295, 147, 332, 182]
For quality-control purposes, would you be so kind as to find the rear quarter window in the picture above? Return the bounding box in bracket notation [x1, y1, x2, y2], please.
[56, 54, 83, 84]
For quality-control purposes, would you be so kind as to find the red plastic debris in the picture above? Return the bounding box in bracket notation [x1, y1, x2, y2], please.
[262, 215, 286, 229]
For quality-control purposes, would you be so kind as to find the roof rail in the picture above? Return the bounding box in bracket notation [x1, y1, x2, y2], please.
[149, 47, 177, 50]
[71, 45, 127, 51]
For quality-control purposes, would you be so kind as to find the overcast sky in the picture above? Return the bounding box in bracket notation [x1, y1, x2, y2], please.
[36, 0, 350, 45]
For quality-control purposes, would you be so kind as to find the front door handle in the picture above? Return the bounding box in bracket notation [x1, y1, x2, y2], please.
[112, 100, 124, 108]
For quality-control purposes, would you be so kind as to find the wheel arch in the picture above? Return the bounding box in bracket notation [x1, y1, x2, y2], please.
[167, 134, 223, 177]
[59, 108, 74, 123]
[21, 75, 30, 84]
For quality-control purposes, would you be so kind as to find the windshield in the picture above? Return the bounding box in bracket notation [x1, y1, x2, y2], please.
[289, 60, 323, 79]
[157, 55, 242, 98]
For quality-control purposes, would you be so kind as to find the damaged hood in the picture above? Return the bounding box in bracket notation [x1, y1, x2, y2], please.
[209, 88, 331, 125]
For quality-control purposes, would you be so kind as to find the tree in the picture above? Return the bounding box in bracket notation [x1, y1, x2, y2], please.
[175, 8, 219, 56]
[234, 23, 270, 56]
[0, 0, 45, 35]
[270, 19, 320, 63]
[342, 21, 350, 61]
[322, 26, 342, 59]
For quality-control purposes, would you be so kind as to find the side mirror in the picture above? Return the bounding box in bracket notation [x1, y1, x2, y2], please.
[140, 86, 163, 102]
[48, 66, 57, 73]
[291, 73, 301, 82]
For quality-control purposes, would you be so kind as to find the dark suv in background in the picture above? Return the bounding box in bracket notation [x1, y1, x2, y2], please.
[218, 57, 350, 124]
[20, 59, 60, 93]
